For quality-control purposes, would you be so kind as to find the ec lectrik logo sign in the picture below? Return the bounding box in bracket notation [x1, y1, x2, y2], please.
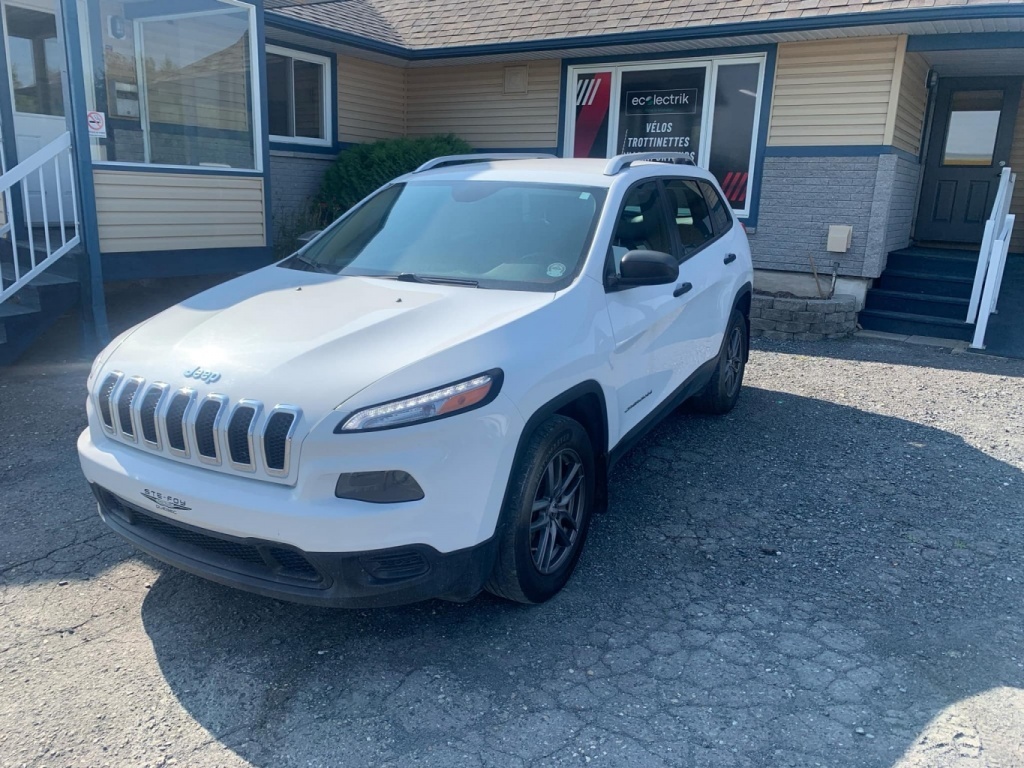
[625, 89, 698, 116]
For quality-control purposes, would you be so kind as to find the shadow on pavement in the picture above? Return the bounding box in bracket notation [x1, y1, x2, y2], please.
[138, 386, 1024, 767]
[755, 335, 1024, 378]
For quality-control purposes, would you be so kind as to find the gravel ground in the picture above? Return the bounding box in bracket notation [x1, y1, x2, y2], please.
[1, 311, 1023, 767]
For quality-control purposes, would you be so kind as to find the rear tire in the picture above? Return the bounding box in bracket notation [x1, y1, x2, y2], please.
[691, 309, 747, 415]
[486, 415, 596, 604]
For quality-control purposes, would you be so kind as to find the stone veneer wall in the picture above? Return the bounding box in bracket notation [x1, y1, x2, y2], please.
[749, 294, 858, 341]
[750, 153, 922, 280]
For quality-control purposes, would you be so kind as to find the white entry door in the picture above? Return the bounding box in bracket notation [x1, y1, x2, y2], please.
[3, 0, 74, 225]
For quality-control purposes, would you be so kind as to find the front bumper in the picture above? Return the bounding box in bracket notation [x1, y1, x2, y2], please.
[93, 485, 497, 607]
[78, 392, 525, 606]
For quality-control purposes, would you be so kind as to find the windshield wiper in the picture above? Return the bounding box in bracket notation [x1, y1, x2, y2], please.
[394, 273, 479, 287]
[285, 254, 333, 274]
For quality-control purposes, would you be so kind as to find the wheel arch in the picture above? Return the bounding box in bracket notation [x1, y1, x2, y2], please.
[732, 281, 753, 360]
[505, 382, 611, 519]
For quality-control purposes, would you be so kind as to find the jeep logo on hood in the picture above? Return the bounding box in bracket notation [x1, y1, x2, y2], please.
[184, 367, 221, 383]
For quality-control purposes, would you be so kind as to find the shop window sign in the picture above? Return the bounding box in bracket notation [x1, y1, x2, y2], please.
[567, 56, 764, 217]
[573, 72, 611, 159]
[617, 68, 705, 163]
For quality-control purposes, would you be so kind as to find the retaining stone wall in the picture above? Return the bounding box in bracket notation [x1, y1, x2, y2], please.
[749, 294, 858, 342]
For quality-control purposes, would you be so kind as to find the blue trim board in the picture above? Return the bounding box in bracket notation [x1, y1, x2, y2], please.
[764, 145, 921, 164]
[0, 9, 25, 229]
[93, 162, 263, 177]
[745, 45, 777, 230]
[565, 42, 778, 67]
[269, 141, 337, 155]
[252, 0, 275, 255]
[60, 0, 110, 349]
[102, 247, 275, 282]
[907, 32, 1024, 52]
[266, 4, 1024, 62]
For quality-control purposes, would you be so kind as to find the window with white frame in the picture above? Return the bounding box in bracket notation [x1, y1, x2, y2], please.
[87, 0, 261, 171]
[566, 54, 766, 217]
[266, 45, 331, 146]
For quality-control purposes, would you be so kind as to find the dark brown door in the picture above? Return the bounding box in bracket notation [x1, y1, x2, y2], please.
[916, 77, 1021, 244]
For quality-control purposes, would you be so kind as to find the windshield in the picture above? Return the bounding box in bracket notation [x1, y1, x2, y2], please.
[282, 180, 607, 291]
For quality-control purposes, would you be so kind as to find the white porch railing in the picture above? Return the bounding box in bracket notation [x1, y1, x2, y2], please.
[0, 131, 81, 306]
[966, 166, 1016, 349]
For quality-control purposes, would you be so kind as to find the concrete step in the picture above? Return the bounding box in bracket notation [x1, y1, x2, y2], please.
[863, 289, 970, 321]
[858, 308, 974, 342]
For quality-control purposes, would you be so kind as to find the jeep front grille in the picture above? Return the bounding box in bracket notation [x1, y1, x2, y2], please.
[116, 378, 143, 438]
[93, 371, 301, 483]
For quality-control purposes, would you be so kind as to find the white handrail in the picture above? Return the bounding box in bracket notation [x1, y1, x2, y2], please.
[967, 167, 1015, 323]
[0, 131, 82, 306]
[970, 212, 1015, 350]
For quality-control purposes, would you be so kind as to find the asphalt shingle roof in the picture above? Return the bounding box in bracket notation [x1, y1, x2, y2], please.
[266, 0, 1019, 51]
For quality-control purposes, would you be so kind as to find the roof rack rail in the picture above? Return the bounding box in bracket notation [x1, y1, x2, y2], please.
[414, 153, 557, 173]
[603, 152, 696, 176]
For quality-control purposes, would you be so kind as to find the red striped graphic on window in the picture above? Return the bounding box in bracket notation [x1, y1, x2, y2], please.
[573, 72, 611, 159]
[720, 172, 749, 204]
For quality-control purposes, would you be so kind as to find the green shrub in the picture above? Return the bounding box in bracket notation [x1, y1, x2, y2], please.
[314, 134, 473, 223]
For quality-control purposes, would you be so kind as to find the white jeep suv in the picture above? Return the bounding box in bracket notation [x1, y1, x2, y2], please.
[78, 153, 753, 607]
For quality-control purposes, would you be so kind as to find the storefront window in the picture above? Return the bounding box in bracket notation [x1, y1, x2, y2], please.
[567, 55, 765, 217]
[572, 71, 611, 159]
[708, 63, 761, 210]
[616, 66, 705, 162]
[89, 0, 259, 170]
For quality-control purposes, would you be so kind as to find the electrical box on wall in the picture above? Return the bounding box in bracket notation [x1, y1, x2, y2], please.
[827, 225, 853, 253]
[113, 82, 139, 118]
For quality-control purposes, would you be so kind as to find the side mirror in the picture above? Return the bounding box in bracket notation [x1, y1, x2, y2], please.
[613, 249, 679, 289]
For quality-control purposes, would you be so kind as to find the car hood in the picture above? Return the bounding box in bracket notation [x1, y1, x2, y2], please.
[101, 266, 552, 418]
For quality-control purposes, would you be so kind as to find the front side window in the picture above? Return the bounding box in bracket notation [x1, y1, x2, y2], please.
[89, 0, 258, 170]
[608, 181, 672, 276]
[267, 46, 331, 145]
[287, 181, 607, 291]
[663, 179, 715, 256]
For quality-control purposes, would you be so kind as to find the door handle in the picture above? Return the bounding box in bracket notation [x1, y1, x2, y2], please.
[724, 253, 737, 265]
[673, 282, 693, 298]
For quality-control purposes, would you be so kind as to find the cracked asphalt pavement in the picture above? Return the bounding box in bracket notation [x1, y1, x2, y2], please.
[2, 297, 1023, 767]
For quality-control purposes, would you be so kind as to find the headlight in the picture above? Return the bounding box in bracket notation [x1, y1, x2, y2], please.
[336, 370, 503, 432]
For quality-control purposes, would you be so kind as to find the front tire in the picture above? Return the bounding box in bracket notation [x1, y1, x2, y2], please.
[692, 309, 747, 415]
[486, 415, 596, 604]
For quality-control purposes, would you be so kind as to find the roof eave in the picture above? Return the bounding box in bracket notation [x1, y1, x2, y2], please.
[265, 3, 1024, 61]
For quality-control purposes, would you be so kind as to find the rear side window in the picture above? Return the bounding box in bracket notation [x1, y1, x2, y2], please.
[662, 179, 716, 256]
[699, 181, 733, 236]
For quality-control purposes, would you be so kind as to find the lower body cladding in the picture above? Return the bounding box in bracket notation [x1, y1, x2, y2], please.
[77, 397, 524, 607]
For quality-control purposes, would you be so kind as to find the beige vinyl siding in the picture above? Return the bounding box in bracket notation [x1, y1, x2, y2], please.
[338, 55, 406, 142]
[1009, 84, 1024, 254]
[94, 170, 266, 253]
[768, 37, 901, 146]
[406, 62, 560, 149]
[891, 51, 929, 156]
